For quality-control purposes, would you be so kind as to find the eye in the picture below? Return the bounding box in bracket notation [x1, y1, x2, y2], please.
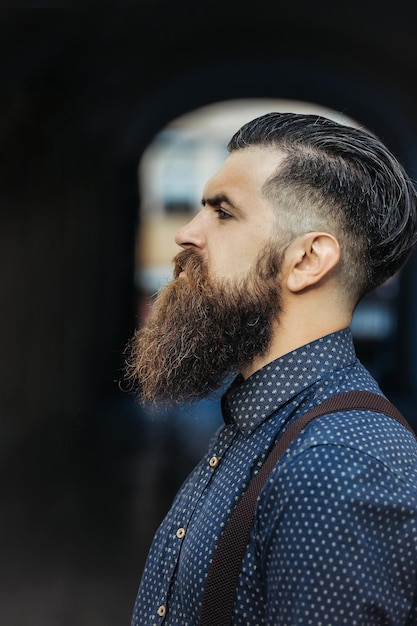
[215, 208, 232, 220]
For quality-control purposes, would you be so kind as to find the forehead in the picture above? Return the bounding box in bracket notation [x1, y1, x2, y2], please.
[203, 147, 285, 200]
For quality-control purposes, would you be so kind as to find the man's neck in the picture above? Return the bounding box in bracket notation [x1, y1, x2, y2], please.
[239, 316, 351, 380]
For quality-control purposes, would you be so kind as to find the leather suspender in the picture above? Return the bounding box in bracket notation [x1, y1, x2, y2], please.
[198, 391, 417, 626]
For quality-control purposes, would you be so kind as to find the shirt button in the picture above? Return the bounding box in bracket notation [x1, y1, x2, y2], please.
[209, 455, 220, 468]
[176, 527, 186, 539]
[157, 604, 166, 617]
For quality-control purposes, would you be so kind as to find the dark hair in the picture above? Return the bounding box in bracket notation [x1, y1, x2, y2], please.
[228, 112, 417, 302]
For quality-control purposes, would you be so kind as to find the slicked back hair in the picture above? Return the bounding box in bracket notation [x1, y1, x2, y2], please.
[228, 112, 417, 305]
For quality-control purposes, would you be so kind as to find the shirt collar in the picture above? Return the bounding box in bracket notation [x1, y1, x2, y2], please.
[221, 328, 357, 434]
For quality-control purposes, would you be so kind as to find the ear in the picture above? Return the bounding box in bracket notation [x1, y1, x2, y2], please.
[285, 232, 341, 293]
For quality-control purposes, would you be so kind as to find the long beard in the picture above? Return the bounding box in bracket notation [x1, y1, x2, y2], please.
[124, 246, 283, 406]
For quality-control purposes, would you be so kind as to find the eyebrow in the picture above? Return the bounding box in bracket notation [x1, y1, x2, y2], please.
[201, 194, 239, 211]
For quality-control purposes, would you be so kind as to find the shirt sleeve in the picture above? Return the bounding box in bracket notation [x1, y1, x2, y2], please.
[256, 443, 417, 625]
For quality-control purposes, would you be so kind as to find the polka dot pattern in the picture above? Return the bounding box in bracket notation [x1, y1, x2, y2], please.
[131, 329, 417, 625]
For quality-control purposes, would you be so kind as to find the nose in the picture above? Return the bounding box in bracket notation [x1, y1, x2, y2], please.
[174, 211, 205, 250]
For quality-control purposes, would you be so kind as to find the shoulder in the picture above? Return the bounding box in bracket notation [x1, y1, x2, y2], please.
[259, 406, 417, 511]
[291, 407, 417, 471]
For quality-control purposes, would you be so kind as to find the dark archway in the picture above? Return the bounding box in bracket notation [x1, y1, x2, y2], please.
[2, 7, 417, 624]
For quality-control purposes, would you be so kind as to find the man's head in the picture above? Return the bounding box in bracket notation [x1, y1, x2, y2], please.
[124, 112, 417, 405]
[228, 112, 417, 304]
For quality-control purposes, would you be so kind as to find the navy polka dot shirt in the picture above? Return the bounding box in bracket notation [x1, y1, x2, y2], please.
[131, 329, 417, 625]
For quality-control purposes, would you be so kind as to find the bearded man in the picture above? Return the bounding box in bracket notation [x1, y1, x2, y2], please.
[125, 112, 417, 626]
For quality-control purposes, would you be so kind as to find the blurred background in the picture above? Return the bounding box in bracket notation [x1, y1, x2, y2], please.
[1, 4, 417, 624]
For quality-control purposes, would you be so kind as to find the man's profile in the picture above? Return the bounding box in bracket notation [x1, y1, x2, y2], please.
[125, 112, 417, 625]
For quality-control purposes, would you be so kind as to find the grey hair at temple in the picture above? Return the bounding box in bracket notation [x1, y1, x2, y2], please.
[228, 112, 417, 304]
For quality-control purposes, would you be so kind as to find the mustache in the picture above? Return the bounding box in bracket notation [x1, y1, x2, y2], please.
[173, 249, 206, 280]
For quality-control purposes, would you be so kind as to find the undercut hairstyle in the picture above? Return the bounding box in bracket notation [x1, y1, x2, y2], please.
[228, 112, 417, 305]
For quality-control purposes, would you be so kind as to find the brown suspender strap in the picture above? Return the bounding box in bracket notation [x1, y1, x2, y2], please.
[198, 391, 417, 626]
